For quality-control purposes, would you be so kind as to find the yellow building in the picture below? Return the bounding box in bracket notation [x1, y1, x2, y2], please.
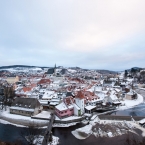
[6, 76, 19, 84]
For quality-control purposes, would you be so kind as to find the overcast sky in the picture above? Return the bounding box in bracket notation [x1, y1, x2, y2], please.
[0, 0, 145, 71]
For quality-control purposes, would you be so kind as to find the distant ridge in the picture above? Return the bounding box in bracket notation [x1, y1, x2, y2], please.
[0, 65, 120, 73]
[0, 65, 49, 69]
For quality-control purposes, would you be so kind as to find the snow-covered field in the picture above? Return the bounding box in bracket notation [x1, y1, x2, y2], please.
[118, 94, 143, 110]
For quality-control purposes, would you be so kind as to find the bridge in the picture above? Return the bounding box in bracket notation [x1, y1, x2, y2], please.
[42, 113, 55, 145]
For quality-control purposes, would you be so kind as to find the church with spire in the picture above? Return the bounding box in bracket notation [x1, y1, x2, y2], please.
[47, 64, 57, 76]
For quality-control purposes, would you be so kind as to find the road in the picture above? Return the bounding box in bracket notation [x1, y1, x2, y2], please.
[135, 88, 145, 101]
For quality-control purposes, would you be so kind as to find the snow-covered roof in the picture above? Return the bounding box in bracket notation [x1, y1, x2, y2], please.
[55, 102, 68, 111]
[127, 91, 134, 95]
[109, 94, 118, 101]
[68, 104, 73, 109]
[85, 105, 96, 110]
[50, 98, 60, 102]
[113, 101, 121, 104]
[42, 91, 55, 99]
[139, 118, 145, 124]
[49, 102, 59, 106]
[114, 88, 121, 93]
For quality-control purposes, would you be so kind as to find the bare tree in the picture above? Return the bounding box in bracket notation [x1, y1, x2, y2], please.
[3, 86, 15, 110]
[21, 122, 44, 145]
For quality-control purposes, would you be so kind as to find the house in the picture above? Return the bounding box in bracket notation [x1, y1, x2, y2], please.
[6, 75, 19, 84]
[10, 98, 42, 117]
[125, 90, 137, 100]
[42, 90, 55, 100]
[108, 92, 121, 106]
[55, 96, 74, 118]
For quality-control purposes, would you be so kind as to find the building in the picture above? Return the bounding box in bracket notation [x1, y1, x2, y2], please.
[10, 98, 42, 117]
[6, 76, 19, 84]
[75, 91, 85, 115]
[55, 96, 74, 118]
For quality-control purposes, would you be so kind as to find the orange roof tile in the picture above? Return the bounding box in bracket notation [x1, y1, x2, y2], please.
[76, 91, 85, 99]
[23, 87, 32, 92]
[37, 79, 51, 85]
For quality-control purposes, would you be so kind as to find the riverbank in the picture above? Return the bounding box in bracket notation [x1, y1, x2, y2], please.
[0, 108, 49, 127]
[117, 94, 143, 110]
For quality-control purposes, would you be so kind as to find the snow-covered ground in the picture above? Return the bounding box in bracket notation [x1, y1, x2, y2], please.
[72, 124, 92, 139]
[32, 111, 52, 120]
[118, 94, 143, 110]
[72, 115, 145, 140]
[28, 135, 59, 145]
[53, 122, 79, 127]
[0, 108, 49, 127]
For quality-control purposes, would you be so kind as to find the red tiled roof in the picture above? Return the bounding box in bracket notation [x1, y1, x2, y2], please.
[30, 83, 37, 88]
[64, 96, 74, 105]
[37, 79, 51, 85]
[23, 87, 32, 92]
[83, 91, 98, 101]
[76, 91, 85, 99]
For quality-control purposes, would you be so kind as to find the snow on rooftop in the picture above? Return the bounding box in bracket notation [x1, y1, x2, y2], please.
[42, 90, 55, 99]
[110, 94, 118, 101]
[55, 102, 68, 111]
[85, 105, 96, 110]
